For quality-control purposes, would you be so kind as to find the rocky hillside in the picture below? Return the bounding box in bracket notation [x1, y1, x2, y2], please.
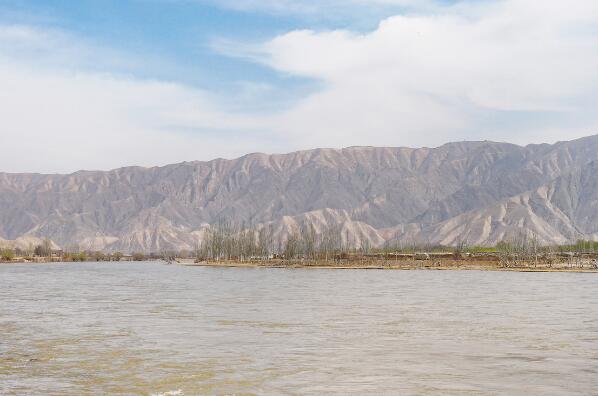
[1, 135, 597, 252]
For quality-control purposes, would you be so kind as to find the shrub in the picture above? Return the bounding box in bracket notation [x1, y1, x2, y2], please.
[1, 249, 15, 261]
[132, 252, 145, 261]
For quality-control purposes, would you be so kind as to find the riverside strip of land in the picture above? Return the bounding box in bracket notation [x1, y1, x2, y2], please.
[3, 250, 598, 272]
[181, 257, 598, 272]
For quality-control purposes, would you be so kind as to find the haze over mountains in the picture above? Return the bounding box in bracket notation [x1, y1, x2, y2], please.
[1, 135, 597, 253]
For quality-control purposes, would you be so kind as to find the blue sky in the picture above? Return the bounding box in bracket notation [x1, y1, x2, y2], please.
[0, 0, 446, 108]
[1, 0, 597, 172]
[1, 1, 300, 92]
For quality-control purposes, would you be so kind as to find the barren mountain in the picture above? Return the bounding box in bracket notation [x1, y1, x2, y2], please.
[1, 135, 597, 252]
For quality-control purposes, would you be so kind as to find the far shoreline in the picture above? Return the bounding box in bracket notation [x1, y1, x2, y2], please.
[182, 260, 598, 273]
[2, 258, 597, 273]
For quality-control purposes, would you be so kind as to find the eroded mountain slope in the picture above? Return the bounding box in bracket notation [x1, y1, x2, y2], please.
[1, 135, 597, 251]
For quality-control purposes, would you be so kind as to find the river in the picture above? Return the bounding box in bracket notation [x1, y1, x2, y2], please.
[1, 261, 597, 395]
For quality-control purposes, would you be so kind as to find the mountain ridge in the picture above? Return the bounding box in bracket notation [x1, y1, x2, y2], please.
[1, 135, 597, 252]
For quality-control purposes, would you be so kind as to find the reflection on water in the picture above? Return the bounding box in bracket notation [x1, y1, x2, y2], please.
[1, 262, 597, 395]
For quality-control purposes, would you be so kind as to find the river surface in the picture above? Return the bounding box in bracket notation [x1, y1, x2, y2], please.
[1, 262, 597, 395]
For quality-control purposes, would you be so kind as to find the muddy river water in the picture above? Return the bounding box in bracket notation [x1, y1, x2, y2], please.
[1, 261, 597, 395]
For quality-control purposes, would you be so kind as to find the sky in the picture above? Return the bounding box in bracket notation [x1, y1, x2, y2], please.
[0, 0, 597, 173]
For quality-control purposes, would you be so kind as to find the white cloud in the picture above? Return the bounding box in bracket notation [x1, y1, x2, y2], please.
[1, 0, 598, 173]
[243, 0, 598, 148]
[0, 25, 280, 173]
[0, 61, 279, 173]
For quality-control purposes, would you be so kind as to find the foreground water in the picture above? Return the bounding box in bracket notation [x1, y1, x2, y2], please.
[1, 262, 597, 395]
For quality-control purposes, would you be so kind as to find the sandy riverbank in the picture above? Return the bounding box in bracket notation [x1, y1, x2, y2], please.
[182, 259, 598, 272]
[2, 258, 596, 272]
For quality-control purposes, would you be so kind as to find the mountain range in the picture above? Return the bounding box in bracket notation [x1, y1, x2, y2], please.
[1, 135, 597, 252]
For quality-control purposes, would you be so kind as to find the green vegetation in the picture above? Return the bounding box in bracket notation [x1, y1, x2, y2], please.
[465, 246, 498, 254]
[559, 240, 598, 253]
[132, 252, 146, 261]
[1, 248, 15, 261]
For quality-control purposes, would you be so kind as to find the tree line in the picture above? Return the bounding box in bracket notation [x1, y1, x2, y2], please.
[194, 221, 357, 262]
[1, 226, 597, 267]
